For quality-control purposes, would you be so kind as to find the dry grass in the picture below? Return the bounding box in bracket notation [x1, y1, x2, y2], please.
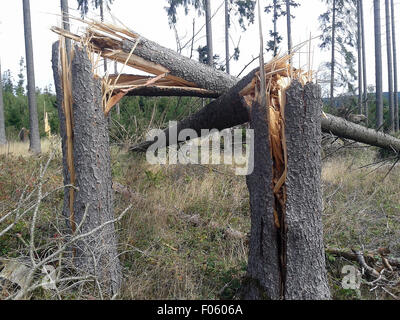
[0, 139, 61, 157]
[1, 141, 400, 300]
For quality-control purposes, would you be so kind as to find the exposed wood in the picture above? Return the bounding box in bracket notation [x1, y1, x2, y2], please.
[52, 41, 71, 228]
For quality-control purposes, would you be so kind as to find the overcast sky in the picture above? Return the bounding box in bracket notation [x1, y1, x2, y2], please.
[0, 0, 397, 96]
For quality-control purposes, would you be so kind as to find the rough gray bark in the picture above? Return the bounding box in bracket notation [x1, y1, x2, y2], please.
[391, 0, 398, 132]
[205, 0, 214, 67]
[22, 0, 41, 154]
[242, 81, 330, 300]
[121, 39, 237, 95]
[286, 0, 292, 64]
[51, 41, 71, 227]
[225, 0, 230, 74]
[70, 46, 121, 296]
[60, 0, 71, 62]
[360, 0, 368, 122]
[124, 86, 220, 99]
[0, 59, 7, 145]
[374, 0, 384, 130]
[385, 0, 394, 132]
[322, 113, 400, 151]
[357, 0, 362, 114]
[241, 88, 280, 300]
[284, 82, 330, 300]
[129, 68, 256, 152]
[330, 0, 336, 108]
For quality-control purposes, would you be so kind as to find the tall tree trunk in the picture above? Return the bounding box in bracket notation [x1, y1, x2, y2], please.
[60, 0, 71, 61]
[330, 0, 336, 108]
[0, 59, 7, 146]
[385, 0, 394, 132]
[360, 0, 368, 123]
[71, 45, 121, 295]
[225, 0, 230, 74]
[22, 0, 41, 154]
[205, 0, 214, 67]
[241, 81, 330, 300]
[391, 0, 399, 132]
[273, 0, 278, 57]
[286, 0, 292, 64]
[357, 0, 363, 115]
[374, 0, 384, 130]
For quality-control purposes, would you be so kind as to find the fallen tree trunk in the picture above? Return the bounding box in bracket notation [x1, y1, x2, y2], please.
[121, 36, 400, 153]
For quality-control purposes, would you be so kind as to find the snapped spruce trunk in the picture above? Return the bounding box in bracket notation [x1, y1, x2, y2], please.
[52, 44, 122, 296]
[242, 81, 330, 300]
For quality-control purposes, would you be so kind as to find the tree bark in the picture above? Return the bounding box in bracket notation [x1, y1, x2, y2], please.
[53, 45, 120, 296]
[321, 113, 400, 151]
[284, 82, 330, 300]
[0, 59, 7, 145]
[241, 84, 280, 300]
[205, 0, 214, 67]
[385, 0, 394, 132]
[374, 0, 384, 130]
[71, 46, 121, 296]
[357, 0, 363, 115]
[391, 0, 398, 132]
[225, 0, 230, 74]
[286, 0, 292, 64]
[22, 0, 41, 154]
[241, 81, 330, 300]
[330, 0, 336, 108]
[60, 0, 71, 62]
[360, 0, 368, 123]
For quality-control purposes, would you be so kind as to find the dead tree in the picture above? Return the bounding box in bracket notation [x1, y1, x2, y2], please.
[52, 43, 122, 296]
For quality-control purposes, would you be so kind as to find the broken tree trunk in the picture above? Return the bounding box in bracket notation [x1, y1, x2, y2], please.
[51, 41, 71, 227]
[119, 35, 400, 154]
[71, 46, 121, 296]
[241, 81, 330, 300]
[52, 43, 122, 296]
[284, 82, 330, 299]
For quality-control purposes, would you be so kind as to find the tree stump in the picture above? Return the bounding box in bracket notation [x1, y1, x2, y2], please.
[242, 81, 330, 300]
[52, 43, 122, 296]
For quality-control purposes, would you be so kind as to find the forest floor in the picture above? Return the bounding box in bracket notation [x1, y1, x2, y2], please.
[0, 138, 400, 300]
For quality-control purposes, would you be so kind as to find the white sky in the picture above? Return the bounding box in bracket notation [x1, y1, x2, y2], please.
[0, 0, 397, 96]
